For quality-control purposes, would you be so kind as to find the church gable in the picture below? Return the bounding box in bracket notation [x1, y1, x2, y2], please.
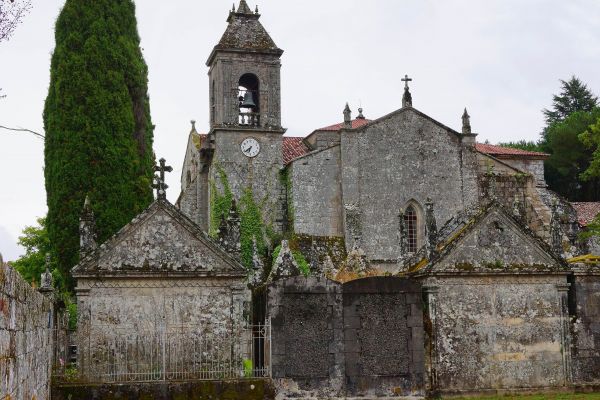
[73, 200, 245, 277]
[431, 207, 564, 273]
[340, 106, 479, 261]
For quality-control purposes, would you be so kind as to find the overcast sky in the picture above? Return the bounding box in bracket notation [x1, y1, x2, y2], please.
[1, 0, 599, 260]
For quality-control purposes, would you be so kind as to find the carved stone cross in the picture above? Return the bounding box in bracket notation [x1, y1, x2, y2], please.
[401, 74, 412, 89]
[152, 158, 173, 199]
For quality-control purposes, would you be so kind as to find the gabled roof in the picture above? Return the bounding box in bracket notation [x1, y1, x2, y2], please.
[412, 203, 567, 275]
[571, 202, 600, 226]
[475, 143, 549, 159]
[207, 1, 282, 65]
[72, 199, 246, 278]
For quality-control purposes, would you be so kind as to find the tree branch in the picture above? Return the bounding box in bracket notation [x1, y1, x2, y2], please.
[0, 125, 44, 139]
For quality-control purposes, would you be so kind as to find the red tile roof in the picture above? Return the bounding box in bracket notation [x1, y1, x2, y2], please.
[571, 202, 600, 226]
[283, 137, 310, 164]
[475, 143, 549, 158]
[316, 118, 372, 132]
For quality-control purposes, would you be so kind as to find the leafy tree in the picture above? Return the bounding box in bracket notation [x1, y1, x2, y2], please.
[498, 140, 543, 152]
[580, 115, 600, 181]
[44, 0, 154, 288]
[542, 76, 598, 128]
[544, 109, 600, 201]
[12, 217, 51, 286]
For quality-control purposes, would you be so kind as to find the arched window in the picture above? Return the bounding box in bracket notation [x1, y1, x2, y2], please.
[238, 73, 260, 126]
[404, 205, 418, 253]
[186, 170, 192, 186]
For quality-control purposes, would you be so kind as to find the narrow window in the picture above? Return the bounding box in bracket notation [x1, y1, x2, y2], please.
[404, 206, 418, 253]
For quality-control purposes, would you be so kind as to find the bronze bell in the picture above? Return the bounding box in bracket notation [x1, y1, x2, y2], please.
[241, 91, 257, 109]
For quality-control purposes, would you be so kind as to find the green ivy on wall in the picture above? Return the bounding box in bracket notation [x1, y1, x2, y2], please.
[209, 164, 233, 237]
[239, 188, 267, 270]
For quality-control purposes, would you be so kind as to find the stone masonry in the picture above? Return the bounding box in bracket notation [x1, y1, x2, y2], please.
[0, 257, 53, 400]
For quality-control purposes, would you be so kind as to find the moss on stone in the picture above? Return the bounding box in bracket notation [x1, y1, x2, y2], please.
[209, 164, 233, 238]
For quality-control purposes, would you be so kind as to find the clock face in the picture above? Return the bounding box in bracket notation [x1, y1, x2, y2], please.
[240, 137, 260, 158]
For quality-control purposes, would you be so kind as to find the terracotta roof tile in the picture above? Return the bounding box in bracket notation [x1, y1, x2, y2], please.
[283, 137, 310, 164]
[475, 143, 549, 158]
[571, 202, 600, 226]
[316, 118, 372, 132]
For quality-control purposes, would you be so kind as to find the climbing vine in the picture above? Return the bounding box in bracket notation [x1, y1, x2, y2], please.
[209, 164, 233, 237]
[239, 188, 268, 270]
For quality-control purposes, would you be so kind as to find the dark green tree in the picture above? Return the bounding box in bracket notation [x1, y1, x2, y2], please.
[542, 76, 598, 128]
[544, 109, 600, 201]
[44, 0, 154, 288]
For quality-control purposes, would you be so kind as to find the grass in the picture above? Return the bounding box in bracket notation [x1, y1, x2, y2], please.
[448, 394, 600, 400]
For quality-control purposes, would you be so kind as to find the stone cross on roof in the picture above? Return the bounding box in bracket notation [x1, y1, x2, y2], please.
[152, 158, 173, 200]
[401, 74, 412, 89]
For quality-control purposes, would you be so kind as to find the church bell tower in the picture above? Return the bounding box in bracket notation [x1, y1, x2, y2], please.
[205, 0, 286, 233]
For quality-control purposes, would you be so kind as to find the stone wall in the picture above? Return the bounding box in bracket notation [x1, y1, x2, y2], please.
[289, 146, 343, 237]
[0, 262, 53, 399]
[423, 275, 570, 393]
[268, 276, 424, 398]
[571, 268, 600, 384]
[340, 108, 480, 260]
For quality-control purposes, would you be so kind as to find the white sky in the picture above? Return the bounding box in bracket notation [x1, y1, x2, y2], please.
[1, 0, 600, 260]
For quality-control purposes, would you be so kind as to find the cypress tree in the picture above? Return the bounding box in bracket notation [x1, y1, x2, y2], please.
[43, 0, 154, 288]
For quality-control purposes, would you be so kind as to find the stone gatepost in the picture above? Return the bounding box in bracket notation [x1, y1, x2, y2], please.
[423, 285, 439, 392]
[557, 283, 572, 385]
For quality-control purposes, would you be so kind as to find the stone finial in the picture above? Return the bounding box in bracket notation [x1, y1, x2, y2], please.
[512, 197, 524, 221]
[398, 208, 408, 257]
[462, 108, 472, 135]
[270, 240, 301, 281]
[323, 255, 338, 279]
[80, 195, 98, 258]
[401, 74, 413, 108]
[357, 107, 365, 120]
[152, 158, 173, 200]
[255, 5, 259, 14]
[190, 120, 197, 133]
[232, 3, 236, 12]
[217, 200, 241, 258]
[343, 103, 352, 128]
[425, 198, 438, 258]
[237, 0, 252, 14]
[40, 254, 53, 290]
[344, 243, 370, 274]
[551, 200, 563, 257]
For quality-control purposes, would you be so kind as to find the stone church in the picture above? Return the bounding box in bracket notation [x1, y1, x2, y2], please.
[71, 1, 600, 398]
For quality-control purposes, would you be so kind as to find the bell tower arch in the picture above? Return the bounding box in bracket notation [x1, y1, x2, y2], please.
[204, 1, 286, 235]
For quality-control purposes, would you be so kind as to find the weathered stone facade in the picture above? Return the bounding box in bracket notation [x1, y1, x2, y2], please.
[0, 258, 53, 400]
[268, 276, 424, 398]
[72, 199, 251, 379]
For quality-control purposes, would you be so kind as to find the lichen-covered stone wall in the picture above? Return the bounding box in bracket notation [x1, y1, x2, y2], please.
[424, 275, 570, 392]
[268, 276, 424, 398]
[289, 146, 343, 237]
[340, 109, 479, 260]
[0, 262, 53, 399]
[571, 269, 600, 384]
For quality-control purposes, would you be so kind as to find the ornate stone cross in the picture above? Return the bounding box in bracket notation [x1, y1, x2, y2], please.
[401, 74, 412, 89]
[152, 158, 173, 200]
